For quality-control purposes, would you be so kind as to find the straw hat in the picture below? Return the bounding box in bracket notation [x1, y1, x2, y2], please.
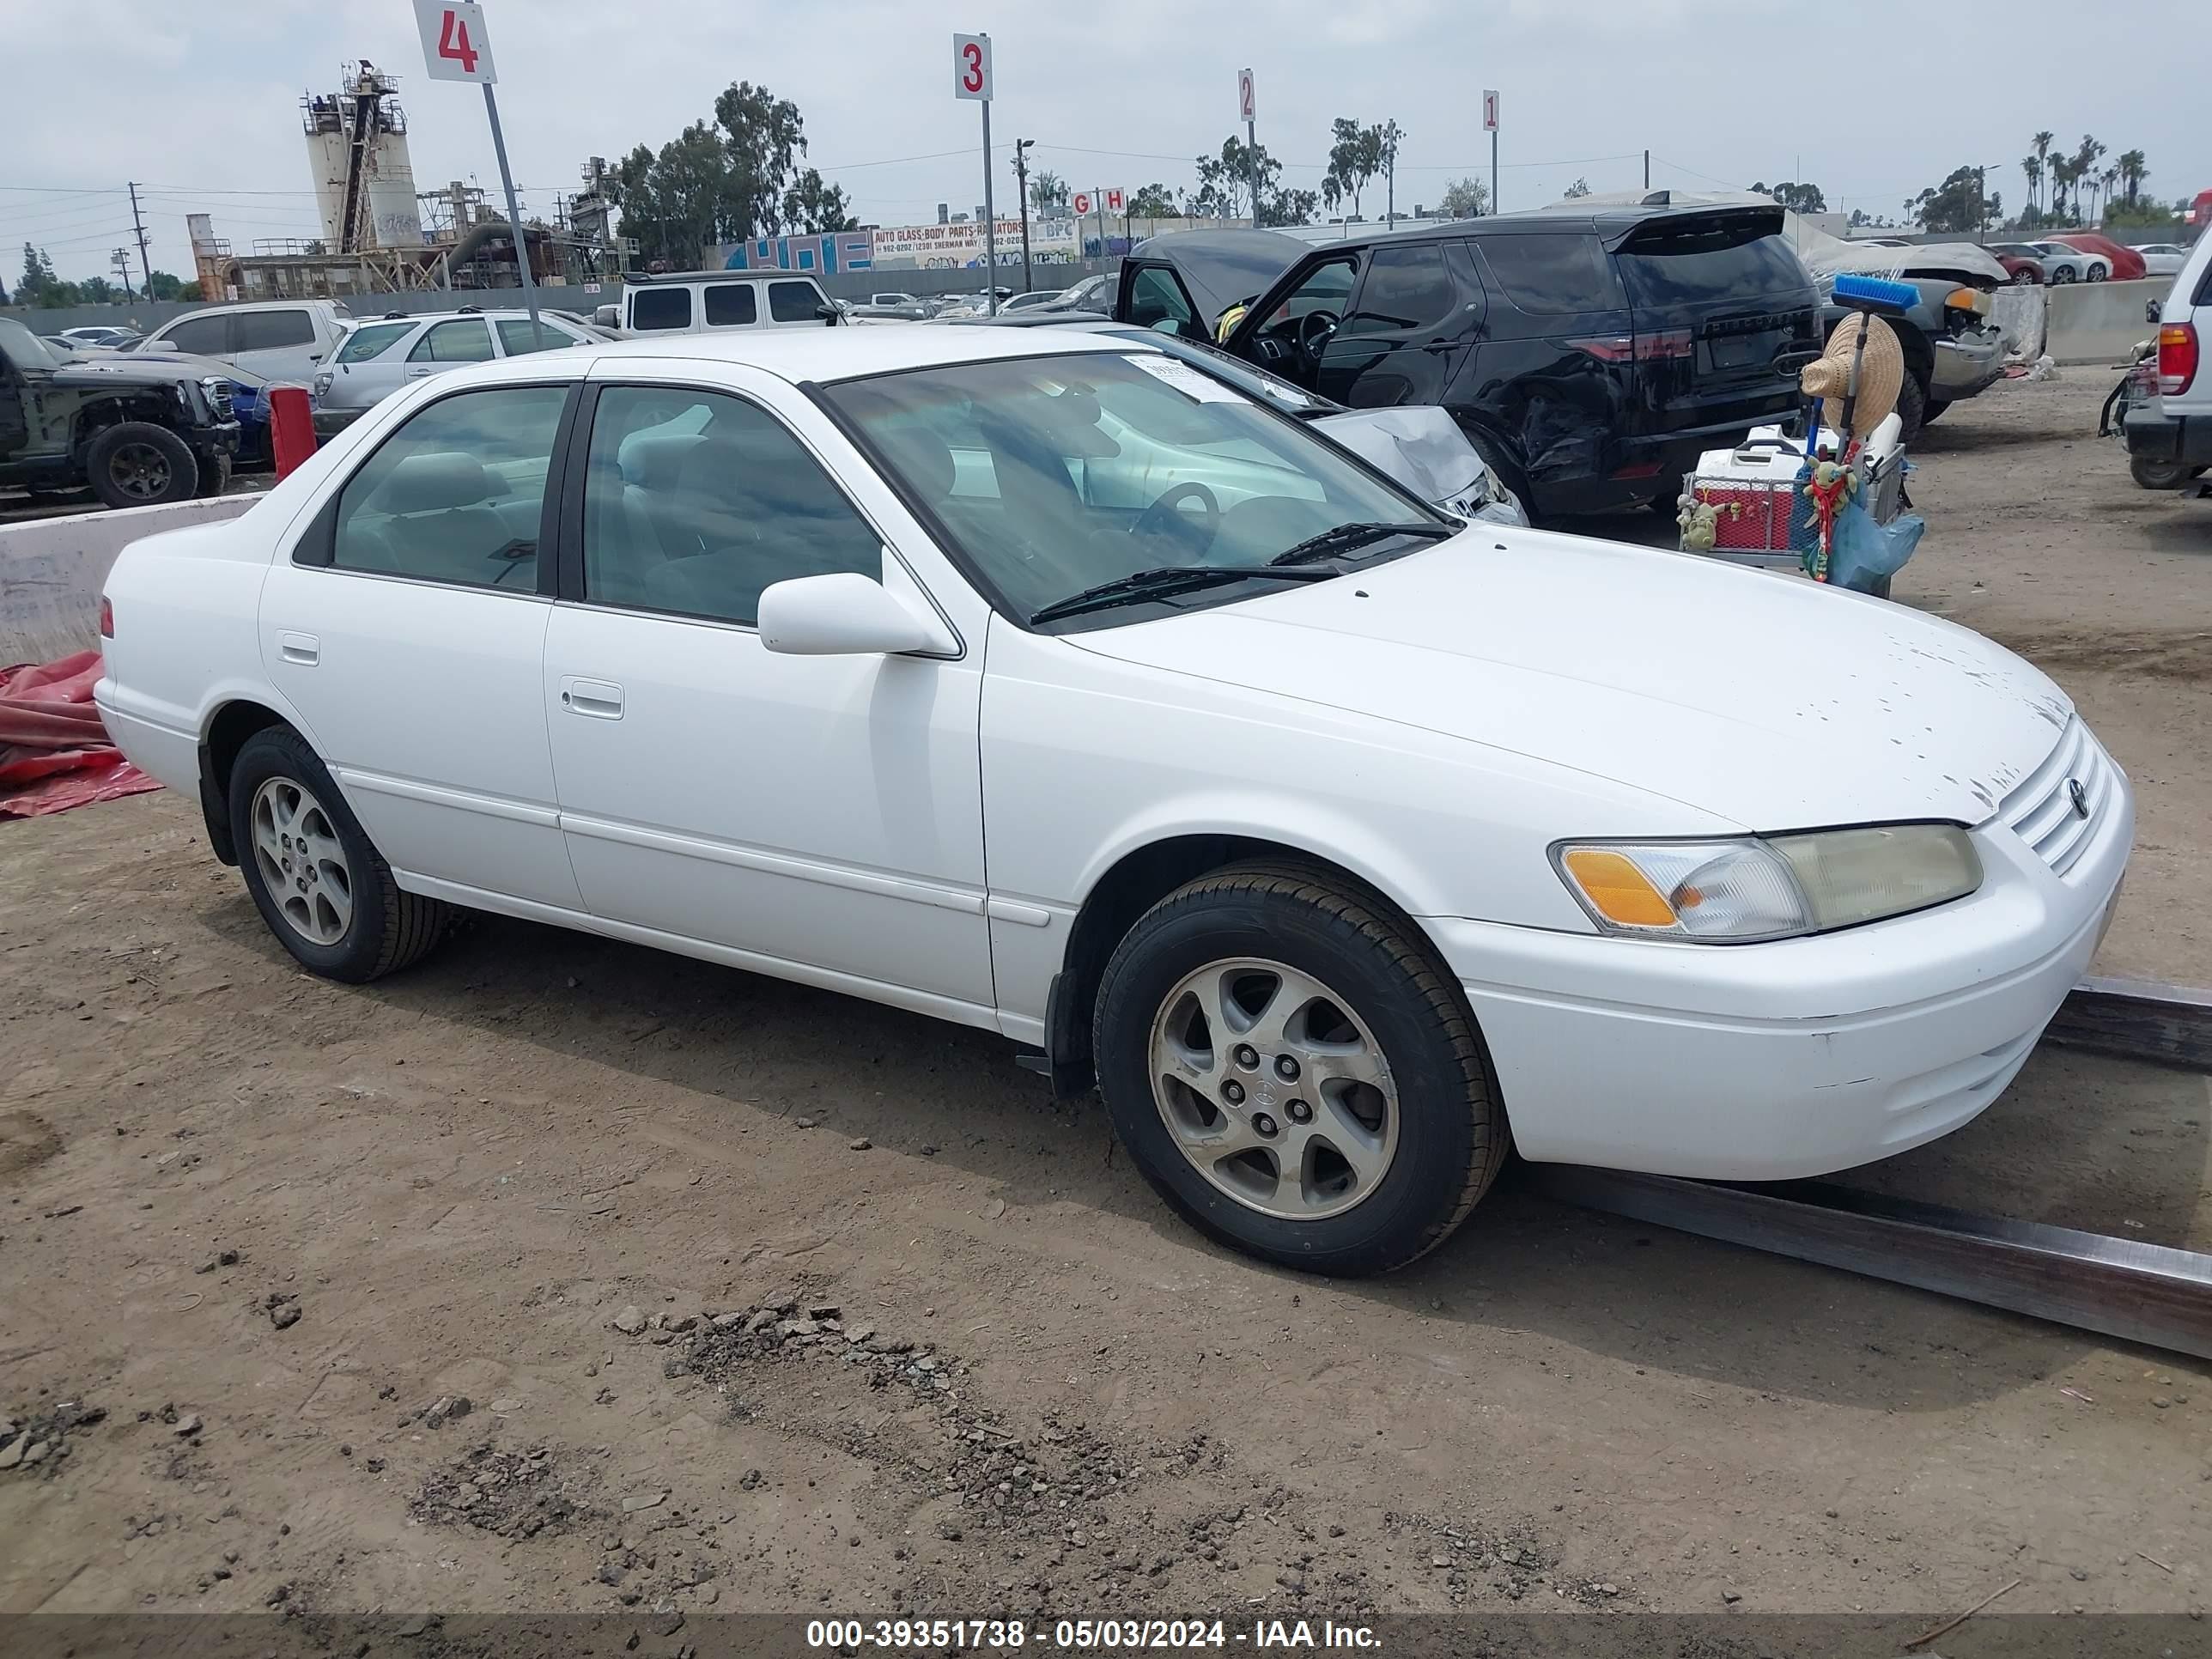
[1799, 313, 1905, 440]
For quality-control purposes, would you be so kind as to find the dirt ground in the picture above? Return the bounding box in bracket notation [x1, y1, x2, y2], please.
[2, 374, 2208, 1629]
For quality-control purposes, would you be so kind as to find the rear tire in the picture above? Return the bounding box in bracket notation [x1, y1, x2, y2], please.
[1919, 398, 1950, 427]
[1092, 861, 1509, 1276]
[85, 422, 198, 510]
[2131, 455, 2194, 490]
[1893, 373, 1928, 444]
[2087, 264, 2108, 283]
[2050, 266, 2078, 286]
[228, 726, 452, 983]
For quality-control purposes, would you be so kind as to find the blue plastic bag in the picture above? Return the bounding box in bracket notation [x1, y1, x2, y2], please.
[1821, 498, 1923, 594]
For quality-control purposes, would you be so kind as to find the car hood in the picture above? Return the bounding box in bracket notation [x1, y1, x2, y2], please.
[1068, 530, 2072, 831]
[1311, 406, 1489, 507]
[52, 356, 218, 390]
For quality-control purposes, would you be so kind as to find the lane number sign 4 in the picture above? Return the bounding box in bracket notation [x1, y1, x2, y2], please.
[953, 33, 992, 101]
[416, 0, 498, 85]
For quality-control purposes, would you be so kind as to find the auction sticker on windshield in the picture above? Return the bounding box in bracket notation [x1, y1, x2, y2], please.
[1126, 354, 1243, 402]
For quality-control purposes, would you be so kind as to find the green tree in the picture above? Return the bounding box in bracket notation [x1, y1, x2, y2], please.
[1029, 169, 1069, 215]
[1323, 118, 1383, 218]
[143, 270, 197, 301]
[1906, 166, 1990, 233]
[15, 244, 77, 307]
[2030, 131, 2055, 215]
[1126, 183, 1178, 218]
[781, 168, 855, 234]
[76, 275, 115, 305]
[2067, 134, 2106, 222]
[1562, 176, 1592, 200]
[2116, 149, 2148, 209]
[1192, 135, 1276, 221]
[1752, 179, 1826, 214]
[608, 81, 836, 265]
[1438, 176, 1489, 218]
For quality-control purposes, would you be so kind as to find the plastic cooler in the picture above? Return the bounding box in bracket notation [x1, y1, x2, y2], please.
[1682, 415, 1906, 574]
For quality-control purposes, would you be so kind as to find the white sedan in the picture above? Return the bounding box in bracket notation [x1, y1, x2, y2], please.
[94, 326, 2132, 1275]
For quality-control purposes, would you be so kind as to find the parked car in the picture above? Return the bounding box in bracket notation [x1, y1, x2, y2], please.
[57, 325, 143, 350]
[132, 300, 353, 383]
[73, 349, 275, 469]
[2122, 232, 2211, 489]
[1032, 271, 1116, 314]
[950, 311, 1526, 522]
[1122, 204, 1824, 517]
[94, 326, 2132, 1274]
[2047, 233, 2145, 283]
[616, 270, 842, 337]
[2132, 244, 2191, 278]
[0, 316, 240, 507]
[868, 291, 925, 308]
[1818, 274, 2006, 437]
[2024, 241, 2111, 284]
[1983, 242, 2051, 284]
[308, 307, 598, 436]
[998, 290, 1067, 313]
[931, 286, 1020, 319]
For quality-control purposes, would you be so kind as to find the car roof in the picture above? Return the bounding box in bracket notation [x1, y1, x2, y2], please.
[579, 323, 1142, 384]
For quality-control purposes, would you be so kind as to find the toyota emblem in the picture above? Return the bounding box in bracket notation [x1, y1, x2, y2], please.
[2068, 777, 2090, 820]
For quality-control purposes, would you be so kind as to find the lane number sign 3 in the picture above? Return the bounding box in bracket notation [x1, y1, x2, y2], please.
[415, 0, 498, 85]
[953, 33, 992, 101]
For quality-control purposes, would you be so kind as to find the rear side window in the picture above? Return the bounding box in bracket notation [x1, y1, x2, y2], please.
[495, 319, 579, 356]
[326, 386, 568, 589]
[1474, 234, 1620, 314]
[237, 309, 318, 350]
[163, 315, 232, 355]
[1616, 221, 1811, 307]
[1342, 244, 1456, 335]
[630, 288, 693, 331]
[703, 283, 759, 326]
[768, 281, 822, 323]
[334, 321, 415, 364]
[407, 320, 495, 363]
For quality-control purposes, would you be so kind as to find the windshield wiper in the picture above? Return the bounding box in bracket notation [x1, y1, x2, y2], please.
[1267, 520, 1457, 568]
[1030, 564, 1336, 626]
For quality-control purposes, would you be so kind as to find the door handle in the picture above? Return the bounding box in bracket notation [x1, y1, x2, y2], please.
[559, 676, 624, 720]
[405, 367, 434, 379]
[278, 630, 319, 666]
[1421, 339, 1461, 355]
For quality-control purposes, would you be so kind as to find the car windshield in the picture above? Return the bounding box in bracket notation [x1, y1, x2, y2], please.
[824, 349, 1439, 628]
[0, 317, 64, 371]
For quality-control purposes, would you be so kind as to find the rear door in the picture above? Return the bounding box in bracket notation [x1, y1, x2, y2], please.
[764, 278, 830, 329]
[234, 307, 325, 382]
[1312, 240, 1480, 409]
[401, 318, 496, 392]
[1610, 210, 1819, 437]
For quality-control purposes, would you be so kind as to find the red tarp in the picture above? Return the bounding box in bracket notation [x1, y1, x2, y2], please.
[0, 650, 162, 819]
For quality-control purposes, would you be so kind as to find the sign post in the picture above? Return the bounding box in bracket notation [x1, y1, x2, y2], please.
[1238, 69, 1259, 224]
[953, 33, 996, 312]
[415, 0, 542, 349]
[1483, 88, 1499, 218]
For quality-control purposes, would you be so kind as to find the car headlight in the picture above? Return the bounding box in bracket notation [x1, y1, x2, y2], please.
[1552, 824, 1982, 943]
[312, 371, 333, 398]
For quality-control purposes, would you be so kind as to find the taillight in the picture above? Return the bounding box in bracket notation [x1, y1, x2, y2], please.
[99, 596, 114, 639]
[2157, 323, 2198, 397]
[1569, 330, 1693, 364]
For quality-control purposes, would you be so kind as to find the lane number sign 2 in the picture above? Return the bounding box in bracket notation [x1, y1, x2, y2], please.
[415, 0, 498, 85]
[953, 33, 992, 101]
[1237, 69, 1255, 123]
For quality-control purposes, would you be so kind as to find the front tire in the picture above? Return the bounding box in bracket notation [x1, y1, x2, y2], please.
[85, 422, 198, 510]
[228, 726, 452, 982]
[1093, 863, 1509, 1275]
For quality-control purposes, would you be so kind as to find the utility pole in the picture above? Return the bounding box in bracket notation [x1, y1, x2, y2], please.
[111, 247, 136, 303]
[1012, 137, 1035, 293]
[1644, 149, 1650, 191]
[126, 181, 153, 300]
[1382, 120, 1401, 224]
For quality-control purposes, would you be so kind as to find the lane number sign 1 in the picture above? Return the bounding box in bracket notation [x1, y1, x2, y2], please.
[415, 0, 497, 84]
[953, 33, 992, 101]
[1483, 89, 1499, 131]
[1237, 69, 1255, 123]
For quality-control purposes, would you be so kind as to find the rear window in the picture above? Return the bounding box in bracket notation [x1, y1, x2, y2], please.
[1474, 234, 1620, 314]
[768, 281, 822, 323]
[334, 321, 415, 364]
[630, 288, 693, 331]
[1615, 220, 1811, 307]
[702, 284, 757, 326]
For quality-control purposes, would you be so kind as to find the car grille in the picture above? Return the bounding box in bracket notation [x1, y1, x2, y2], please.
[1999, 718, 2116, 878]
[206, 380, 236, 421]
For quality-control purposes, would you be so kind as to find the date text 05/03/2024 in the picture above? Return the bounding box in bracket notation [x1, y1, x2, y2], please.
[805, 1618, 1382, 1650]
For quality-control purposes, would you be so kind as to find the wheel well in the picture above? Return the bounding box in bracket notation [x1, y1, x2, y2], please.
[197, 701, 290, 865]
[1045, 835, 1423, 1097]
[73, 397, 175, 453]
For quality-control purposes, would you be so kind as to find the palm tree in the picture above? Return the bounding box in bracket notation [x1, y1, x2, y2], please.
[2032, 130, 2055, 212]
[2118, 149, 2148, 208]
[2021, 154, 2043, 221]
[2050, 157, 2077, 221]
[2068, 135, 2106, 223]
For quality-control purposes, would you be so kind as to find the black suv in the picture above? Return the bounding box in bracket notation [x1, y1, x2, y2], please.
[1117, 204, 1821, 517]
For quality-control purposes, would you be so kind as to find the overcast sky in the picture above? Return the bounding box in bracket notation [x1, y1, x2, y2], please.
[6, 0, 2206, 284]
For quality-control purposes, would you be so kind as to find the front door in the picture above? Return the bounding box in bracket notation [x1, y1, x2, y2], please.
[258, 378, 583, 908]
[1227, 252, 1362, 392]
[1312, 240, 1480, 409]
[541, 373, 994, 1012]
[0, 361, 27, 459]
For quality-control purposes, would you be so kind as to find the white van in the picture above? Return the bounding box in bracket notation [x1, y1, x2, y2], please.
[615, 270, 842, 337]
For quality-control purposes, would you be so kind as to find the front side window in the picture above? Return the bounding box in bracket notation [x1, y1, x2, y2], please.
[162, 315, 233, 356]
[408, 320, 495, 363]
[325, 386, 567, 588]
[237, 309, 318, 351]
[579, 386, 882, 626]
[825, 350, 1434, 627]
[1341, 244, 1457, 335]
[334, 321, 415, 364]
[630, 288, 693, 331]
[768, 281, 822, 323]
[1126, 267, 1200, 338]
[703, 284, 758, 326]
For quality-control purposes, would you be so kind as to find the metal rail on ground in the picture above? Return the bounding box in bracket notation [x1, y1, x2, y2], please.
[1522, 977, 2212, 1359]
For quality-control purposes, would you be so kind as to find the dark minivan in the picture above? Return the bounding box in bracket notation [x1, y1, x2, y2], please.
[1116, 204, 1821, 517]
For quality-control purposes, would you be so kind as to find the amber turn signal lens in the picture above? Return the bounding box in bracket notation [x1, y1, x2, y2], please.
[1559, 848, 1678, 929]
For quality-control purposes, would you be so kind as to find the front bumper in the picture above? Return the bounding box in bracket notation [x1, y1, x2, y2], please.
[2124, 403, 2212, 466]
[1430, 730, 2133, 1181]
[312, 405, 367, 439]
[1931, 326, 2007, 401]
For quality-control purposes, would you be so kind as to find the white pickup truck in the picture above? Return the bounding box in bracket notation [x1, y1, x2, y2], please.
[2123, 232, 2211, 492]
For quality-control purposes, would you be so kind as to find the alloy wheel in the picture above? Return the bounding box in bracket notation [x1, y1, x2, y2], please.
[250, 777, 354, 946]
[109, 441, 173, 501]
[1147, 957, 1400, 1221]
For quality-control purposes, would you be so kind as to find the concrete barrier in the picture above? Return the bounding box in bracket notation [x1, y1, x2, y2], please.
[1, 494, 260, 666]
[2044, 277, 2166, 367]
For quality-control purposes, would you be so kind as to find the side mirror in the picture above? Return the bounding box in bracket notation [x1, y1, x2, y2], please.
[594, 305, 620, 328]
[817, 302, 842, 325]
[2147, 298, 2162, 325]
[758, 571, 956, 657]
